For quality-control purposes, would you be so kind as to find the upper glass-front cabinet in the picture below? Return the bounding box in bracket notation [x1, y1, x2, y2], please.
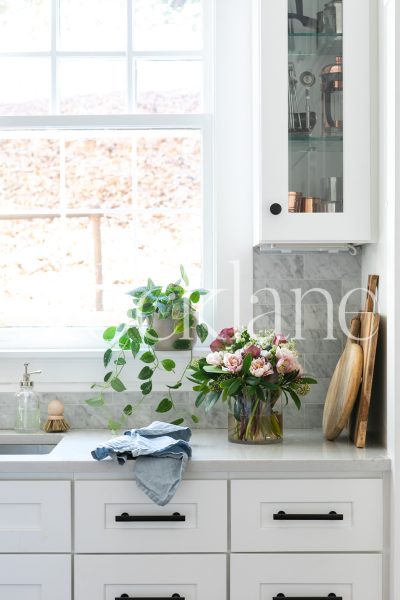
[254, 0, 375, 244]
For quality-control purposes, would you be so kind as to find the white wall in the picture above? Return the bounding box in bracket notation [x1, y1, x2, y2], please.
[362, 1, 397, 598]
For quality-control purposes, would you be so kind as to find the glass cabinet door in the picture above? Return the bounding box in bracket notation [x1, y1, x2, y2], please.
[256, 0, 373, 244]
[288, 0, 343, 214]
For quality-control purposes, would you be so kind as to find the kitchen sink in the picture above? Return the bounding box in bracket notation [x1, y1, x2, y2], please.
[0, 444, 57, 455]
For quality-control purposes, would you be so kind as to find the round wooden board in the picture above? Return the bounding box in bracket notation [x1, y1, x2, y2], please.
[323, 325, 363, 441]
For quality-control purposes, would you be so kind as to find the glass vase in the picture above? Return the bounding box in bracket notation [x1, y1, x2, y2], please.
[227, 388, 283, 444]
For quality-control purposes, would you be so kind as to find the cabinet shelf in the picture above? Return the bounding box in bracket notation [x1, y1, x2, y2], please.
[288, 33, 342, 57]
[289, 135, 343, 152]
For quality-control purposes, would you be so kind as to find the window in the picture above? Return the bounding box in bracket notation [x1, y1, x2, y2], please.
[0, 0, 211, 330]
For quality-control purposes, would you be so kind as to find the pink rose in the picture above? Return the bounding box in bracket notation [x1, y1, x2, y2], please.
[250, 357, 274, 378]
[223, 352, 243, 373]
[206, 351, 223, 366]
[276, 347, 299, 374]
[243, 344, 261, 359]
[273, 333, 287, 346]
[210, 327, 236, 352]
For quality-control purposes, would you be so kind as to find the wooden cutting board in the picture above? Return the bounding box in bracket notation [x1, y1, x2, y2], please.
[350, 275, 380, 448]
[323, 316, 363, 441]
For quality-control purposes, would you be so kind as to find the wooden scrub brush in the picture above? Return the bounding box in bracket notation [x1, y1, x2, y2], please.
[43, 399, 70, 432]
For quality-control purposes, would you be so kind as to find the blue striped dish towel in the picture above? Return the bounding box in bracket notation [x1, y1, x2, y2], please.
[91, 421, 192, 506]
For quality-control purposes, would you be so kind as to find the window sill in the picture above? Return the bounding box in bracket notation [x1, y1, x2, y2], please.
[0, 348, 207, 393]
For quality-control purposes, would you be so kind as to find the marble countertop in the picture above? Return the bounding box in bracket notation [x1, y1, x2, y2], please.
[0, 429, 390, 475]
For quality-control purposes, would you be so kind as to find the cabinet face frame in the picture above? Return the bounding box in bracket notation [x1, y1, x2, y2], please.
[254, 0, 376, 244]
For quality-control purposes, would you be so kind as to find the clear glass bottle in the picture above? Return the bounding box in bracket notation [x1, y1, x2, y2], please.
[15, 363, 42, 433]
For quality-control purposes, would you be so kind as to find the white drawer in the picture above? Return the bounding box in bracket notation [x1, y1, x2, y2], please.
[0, 481, 71, 552]
[231, 479, 383, 552]
[0, 554, 71, 600]
[74, 479, 227, 552]
[231, 554, 382, 600]
[75, 554, 226, 600]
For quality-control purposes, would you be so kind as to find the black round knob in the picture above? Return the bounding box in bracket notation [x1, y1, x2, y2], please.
[270, 203, 282, 215]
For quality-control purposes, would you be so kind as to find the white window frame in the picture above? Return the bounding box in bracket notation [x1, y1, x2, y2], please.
[0, 0, 254, 390]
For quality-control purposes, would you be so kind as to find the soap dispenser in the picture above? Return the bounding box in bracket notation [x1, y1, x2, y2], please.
[15, 363, 42, 433]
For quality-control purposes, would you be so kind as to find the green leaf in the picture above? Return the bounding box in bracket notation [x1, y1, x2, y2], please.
[86, 395, 105, 407]
[165, 283, 185, 298]
[242, 353, 252, 375]
[131, 339, 141, 358]
[108, 419, 121, 431]
[103, 348, 112, 368]
[138, 366, 153, 380]
[196, 323, 208, 343]
[127, 308, 137, 319]
[110, 377, 126, 392]
[127, 326, 142, 344]
[167, 382, 182, 390]
[288, 388, 302, 410]
[161, 359, 176, 372]
[123, 404, 133, 416]
[118, 334, 131, 350]
[139, 302, 155, 315]
[141, 380, 152, 395]
[189, 290, 200, 303]
[104, 371, 112, 382]
[116, 323, 126, 332]
[174, 320, 185, 334]
[204, 391, 221, 413]
[114, 357, 126, 366]
[140, 351, 156, 363]
[127, 286, 147, 298]
[170, 418, 185, 426]
[227, 379, 242, 396]
[103, 326, 116, 341]
[156, 398, 173, 413]
[195, 392, 207, 407]
[172, 339, 192, 350]
[144, 328, 159, 346]
[180, 264, 189, 286]
[191, 414, 199, 423]
[203, 365, 223, 374]
[301, 377, 318, 385]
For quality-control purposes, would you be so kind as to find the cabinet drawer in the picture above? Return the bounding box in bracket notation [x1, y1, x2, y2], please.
[75, 554, 226, 600]
[75, 480, 227, 552]
[0, 554, 71, 600]
[0, 481, 71, 552]
[231, 479, 382, 552]
[231, 554, 382, 600]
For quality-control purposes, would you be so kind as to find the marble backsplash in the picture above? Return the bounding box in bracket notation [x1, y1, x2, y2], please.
[0, 249, 362, 431]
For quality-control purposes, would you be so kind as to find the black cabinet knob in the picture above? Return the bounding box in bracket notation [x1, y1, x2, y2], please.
[270, 203, 282, 215]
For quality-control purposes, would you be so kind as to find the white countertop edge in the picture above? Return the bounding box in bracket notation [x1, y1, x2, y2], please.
[0, 429, 390, 474]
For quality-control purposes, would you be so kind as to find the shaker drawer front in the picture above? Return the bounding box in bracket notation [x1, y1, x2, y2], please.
[231, 479, 382, 552]
[0, 481, 71, 552]
[75, 554, 226, 600]
[74, 480, 227, 552]
[0, 554, 71, 600]
[230, 554, 382, 600]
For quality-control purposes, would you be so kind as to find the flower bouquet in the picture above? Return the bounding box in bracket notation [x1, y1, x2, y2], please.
[189, 327, 317, 444]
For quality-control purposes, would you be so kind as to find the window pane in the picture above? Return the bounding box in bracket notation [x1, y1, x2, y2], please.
[0, 137, 60, 211]
[137, 133, 201, 212]
[0, 0, 51, 52]
[0, 58, 50, 115]
[59, 59, 126, 114]
[0, 218, 63, 326]
[134, 0, 202, 51]
[136, 60, 202, 113]
[65, 138, 132, 209]
[59, 0, 126, 51]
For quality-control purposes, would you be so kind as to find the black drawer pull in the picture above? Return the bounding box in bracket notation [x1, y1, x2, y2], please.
[116, 595, 184, 600]
[115, 512, 186, 522]
[273, 510, 343, 521]
[273, 594, 341, 600]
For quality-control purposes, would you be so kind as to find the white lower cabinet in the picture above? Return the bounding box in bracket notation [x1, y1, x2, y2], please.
[0, 554, 71, 600]
[74, 554, 226, 600]
[230, 553, 382, 600]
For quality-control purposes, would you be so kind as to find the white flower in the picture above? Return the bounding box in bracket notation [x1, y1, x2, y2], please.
[250, 357, 274, 378]
[206, 351, 224, 366]
[223, 352, 243, 373]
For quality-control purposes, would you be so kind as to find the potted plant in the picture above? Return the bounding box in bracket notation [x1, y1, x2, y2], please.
[189, 327, 317, 444]
[88, 266, 208, 430]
